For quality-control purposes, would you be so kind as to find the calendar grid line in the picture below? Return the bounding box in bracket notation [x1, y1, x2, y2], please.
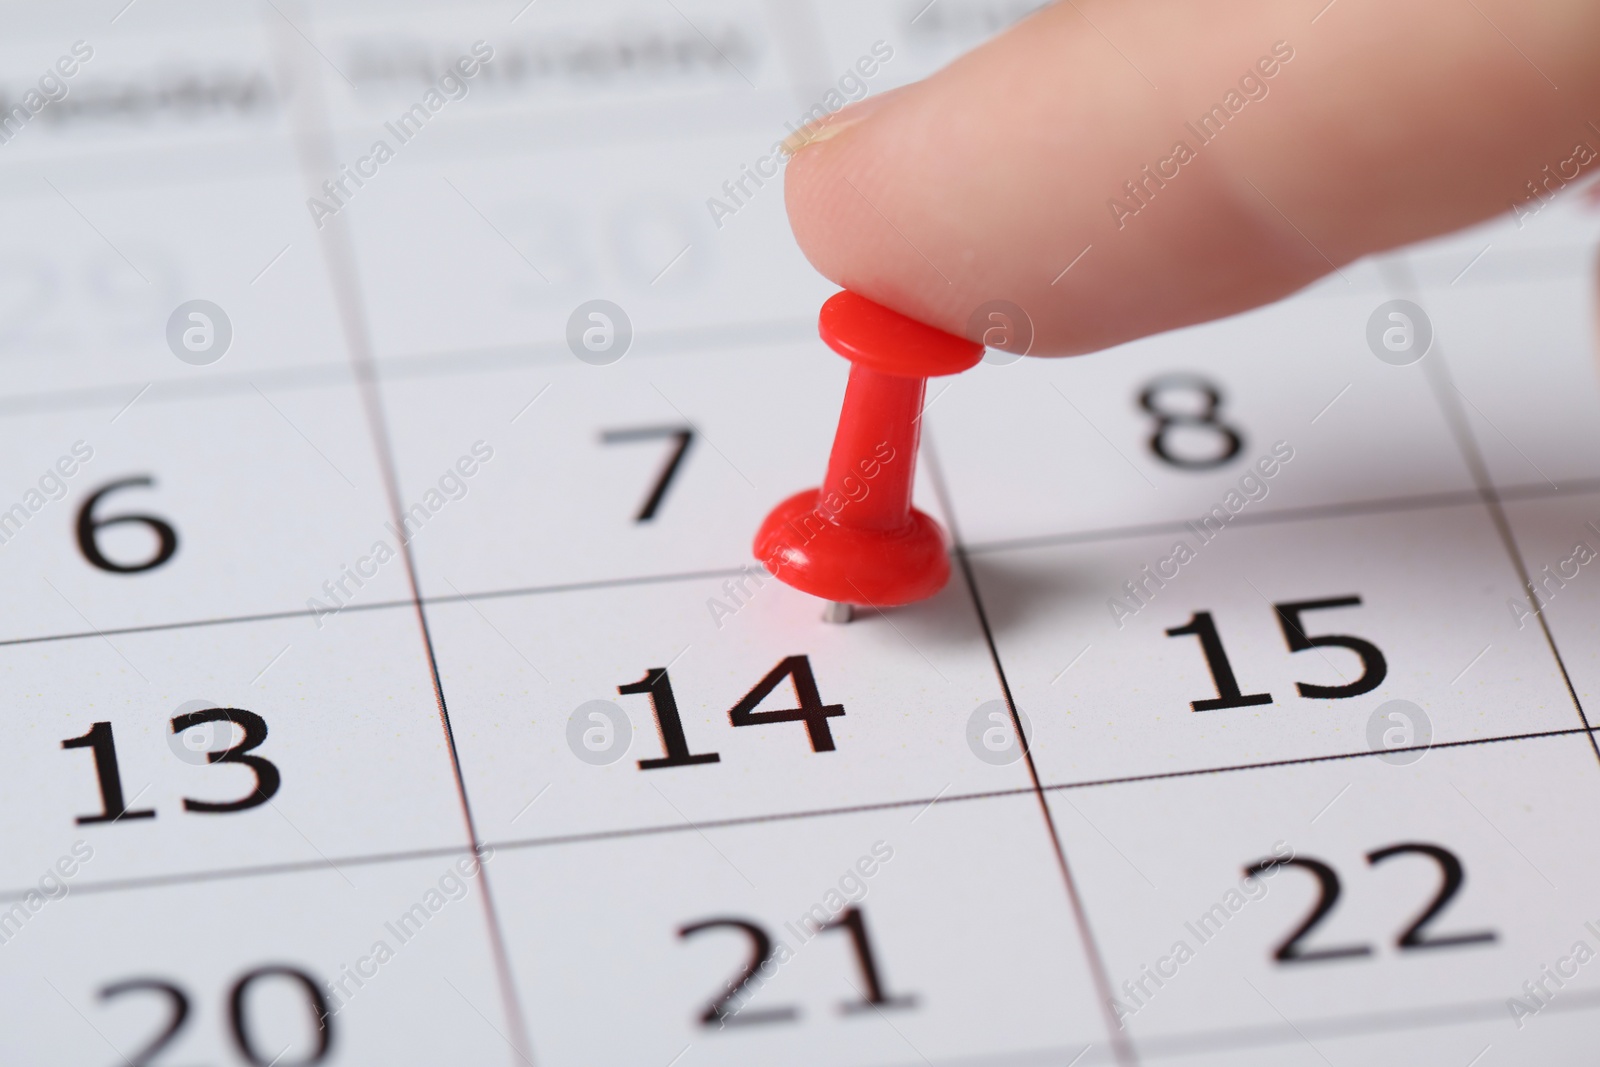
[961, 486, 1492, 555]
[11, 453, 1600, 656]
[0, 566, 755, 651]
[10, 721, 1592, 908]
[274, 18, 537, 1064]
[0, 258, 1546, 420]
[469, 725, 1595, 860]
[924, 432, 1142, 1067]
[461, 727, 1592, 861]
[1470, 476, 1600, 762]
[1128, 986, 1600, 1061]
[870, 1044, 1112, 1067]
[369, 316, 817, 380]
[0, 363, 357, 420]
[1036, 724, 1592, 795]
[310, 161, 542, 1067]
[866, 976, 1600, 1066]
[1395, 256, 1600, 769]
[965, 474, 1600, 557]
[0, 315, 817, 421]
[0, 842, 479, 905]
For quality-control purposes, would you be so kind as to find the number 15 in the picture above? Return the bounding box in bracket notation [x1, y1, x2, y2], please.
[1166, 595, 1387, 711]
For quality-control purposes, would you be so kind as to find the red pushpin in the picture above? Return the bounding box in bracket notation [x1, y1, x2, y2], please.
[754, 290, 983, 622]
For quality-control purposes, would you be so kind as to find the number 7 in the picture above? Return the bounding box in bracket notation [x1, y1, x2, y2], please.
[600, 425, 695, 522]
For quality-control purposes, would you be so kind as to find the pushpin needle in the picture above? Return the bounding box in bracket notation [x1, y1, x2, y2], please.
[754, 290, 984, 622]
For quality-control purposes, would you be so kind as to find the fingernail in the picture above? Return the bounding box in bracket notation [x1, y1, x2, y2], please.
[781, 87, 903, 158]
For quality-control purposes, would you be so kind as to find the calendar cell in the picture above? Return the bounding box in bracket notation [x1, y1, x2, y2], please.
[0, 379, 409, 639]
[334, 132, 828, 361]
[0, 607, 469, 889]
[424, 567, 1024, 845]
[0, 169, 351, 397]
[1046, 734, 1600, 1044]
[969, 504, 1579, 786]
[927, 291, 1474, 549]
[292, 0, 827, 364]
[0, 855, 513, 1064]
[1415, 269, 1600, 490]
[379, 340, 951, 594]
[490, 794, 1107, 1067]
[0, 8, 349, 400]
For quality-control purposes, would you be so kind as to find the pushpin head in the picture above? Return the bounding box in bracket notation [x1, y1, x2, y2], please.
[753, 291, 982, 611]
[755, 488, 950, 607]
[818, 290, 984, 377]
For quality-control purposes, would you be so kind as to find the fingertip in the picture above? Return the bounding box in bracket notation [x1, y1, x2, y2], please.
[782, 79, 1002, 343]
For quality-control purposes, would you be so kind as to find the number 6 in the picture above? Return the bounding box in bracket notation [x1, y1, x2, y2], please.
[76, 476, 179, 574]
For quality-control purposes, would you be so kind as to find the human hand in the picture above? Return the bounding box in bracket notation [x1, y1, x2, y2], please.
[782, 0, 1600, 355]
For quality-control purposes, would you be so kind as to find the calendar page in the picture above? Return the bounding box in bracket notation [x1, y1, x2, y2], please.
[3, 1, 1600, 1064]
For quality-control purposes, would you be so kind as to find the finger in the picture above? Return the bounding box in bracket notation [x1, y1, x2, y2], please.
[783, 0, 1600, 356]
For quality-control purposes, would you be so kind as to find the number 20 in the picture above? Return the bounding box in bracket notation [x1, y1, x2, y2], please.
[101, 966, 331, 1066]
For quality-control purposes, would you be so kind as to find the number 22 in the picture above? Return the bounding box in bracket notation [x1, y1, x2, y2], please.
[1248, 843, 1495, 964]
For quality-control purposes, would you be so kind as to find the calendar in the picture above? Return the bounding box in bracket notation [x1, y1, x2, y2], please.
[3, 1, 1600, 1064]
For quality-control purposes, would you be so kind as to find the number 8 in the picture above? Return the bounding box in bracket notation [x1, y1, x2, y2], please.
[1139, 374, 1243, 470]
